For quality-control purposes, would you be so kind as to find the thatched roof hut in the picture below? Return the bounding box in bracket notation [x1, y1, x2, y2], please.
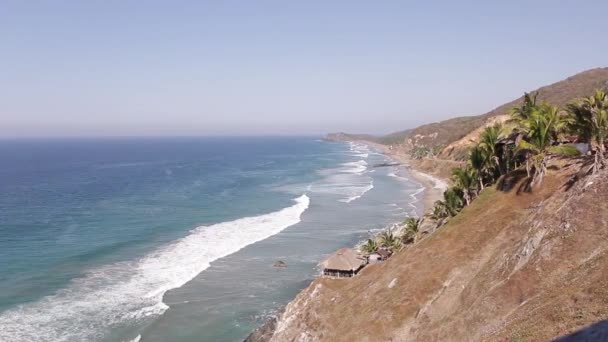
[321, 248, 366, 277]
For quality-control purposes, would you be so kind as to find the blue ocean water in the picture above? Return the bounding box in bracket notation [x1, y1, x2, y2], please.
[0, 137, 422, 342]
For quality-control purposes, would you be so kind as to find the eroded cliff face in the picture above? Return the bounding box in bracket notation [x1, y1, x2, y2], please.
[258, 160, 608, 341]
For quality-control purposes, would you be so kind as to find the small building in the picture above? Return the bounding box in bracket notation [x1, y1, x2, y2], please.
[376, 249, 392, 260]
[368, 253, 382, 263]
[321, 248, 366, 278]
[368, 249, 392, 263]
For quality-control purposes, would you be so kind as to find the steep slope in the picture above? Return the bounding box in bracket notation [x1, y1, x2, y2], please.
[390, 68, 608, 158]
[264, 160, 608, 341]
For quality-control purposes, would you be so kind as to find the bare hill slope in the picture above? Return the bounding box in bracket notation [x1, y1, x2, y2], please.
[263, 160, 608, 341]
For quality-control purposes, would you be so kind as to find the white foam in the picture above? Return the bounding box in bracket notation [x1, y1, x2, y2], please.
[388, 170, 409, 181]
[414, 172, 449, 191]
[341, 160, 368, 175]
[310, 161, 374, 203]
[0, 195, 310, 342]
[126, 335, 141, 342]
[410, 186, 426, 199]
[306, 143, 375, 203]
[338, 183, 374, 203]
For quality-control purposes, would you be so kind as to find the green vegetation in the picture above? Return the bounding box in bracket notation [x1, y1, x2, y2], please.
[432, 188, 464, 220]
[357, 86, 608, 251]
[428, 89, 605, 228]
[379, 229, 401, 251]
[401, 217, 421, 244]
[479, 123, 506, 175]
[451, 166, 477, 205]
[358, 217, 422, 256]
[566, 89, 608, 174]
[360, 239, 379, 255]
[515, 103, 570, 186]
[469, 144, 486, 190]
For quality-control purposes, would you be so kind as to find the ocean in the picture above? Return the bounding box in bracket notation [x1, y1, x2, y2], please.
[0, 137, 423, 342]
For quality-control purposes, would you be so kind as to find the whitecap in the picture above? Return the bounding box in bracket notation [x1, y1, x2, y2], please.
[0, 195, 310, 342]
[338, 183, 374, 203]
[388, 170, 409, 182]
[341, 160, 368, 175]
[414, 172, 449, 191]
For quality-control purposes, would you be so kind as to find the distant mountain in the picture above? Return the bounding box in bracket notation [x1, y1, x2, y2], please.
[324, 131, 412, 145]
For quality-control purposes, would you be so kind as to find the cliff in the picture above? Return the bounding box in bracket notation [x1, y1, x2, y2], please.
[247, 68, 608, 341]
[255, 158, 608, 341]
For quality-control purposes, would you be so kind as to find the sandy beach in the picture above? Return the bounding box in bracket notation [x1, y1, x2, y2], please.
[360, 140, 448, 215]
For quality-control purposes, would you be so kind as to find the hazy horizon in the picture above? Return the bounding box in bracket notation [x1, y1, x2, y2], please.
[2, 1, 608, 137]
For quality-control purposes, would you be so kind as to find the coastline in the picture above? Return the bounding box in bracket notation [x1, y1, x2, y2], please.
[361, 140, 447, 215]
[245, 140, 449, 341]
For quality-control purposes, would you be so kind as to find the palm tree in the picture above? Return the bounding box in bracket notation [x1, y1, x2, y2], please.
[511, 92, 550, 177]
[379, 229, 401, 251]
[402, 217, 421, 244]
[479, 123, 505, 176]
[404, 217, 421, 232]
[360, 239, 378, 255]
[469, 144, 487, 190]
[451, 166, 478, 205]
[516, 104, 571, 186]
[431, 200, 448, 220]
[566, 89, 608, 174]
[511, 91, 539, 122]
[431, 188, 464, 220]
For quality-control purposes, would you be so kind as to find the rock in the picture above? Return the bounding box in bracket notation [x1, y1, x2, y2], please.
[243, 309, 284, 342]
[273, 260, 287, 267]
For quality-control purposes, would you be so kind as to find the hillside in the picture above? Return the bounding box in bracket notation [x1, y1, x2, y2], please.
[258, 159, 608, 341]
[328, 68, 608, 160]
[415, 68, 608, 158]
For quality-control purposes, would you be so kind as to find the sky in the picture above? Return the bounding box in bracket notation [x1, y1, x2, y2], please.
[1, 1, 607, 137]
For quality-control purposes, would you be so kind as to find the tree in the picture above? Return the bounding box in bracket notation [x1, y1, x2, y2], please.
[479, 123, 505, 176]
[451, 166, 478, 205]
[431, 188, 464, 220]
[360, 239, 378, 255]
[379, 229, 401, 251]
[566, 89, 608, 174]
[511, 91, 539, 122]
[516, 104, 571, 186]
[402, 217, 421, 244]
[469, 144, 487, 190]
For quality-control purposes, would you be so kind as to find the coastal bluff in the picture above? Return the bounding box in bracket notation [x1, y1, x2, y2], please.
[246, 160, 608, 341]
[246, 67, 608, 341]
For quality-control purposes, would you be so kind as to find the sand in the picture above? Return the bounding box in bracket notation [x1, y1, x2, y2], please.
[359, 140, 448, 214]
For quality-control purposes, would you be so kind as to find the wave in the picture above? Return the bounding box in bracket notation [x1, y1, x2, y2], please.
[341, 160, 368, 175]
[0, 195, 310, 342]
[387, 170, 409, 181]
[338, 183, 374, 203]
[310, 158, 374, 203]
[414, 172, 449, 191]
[410, 186, 425, 199]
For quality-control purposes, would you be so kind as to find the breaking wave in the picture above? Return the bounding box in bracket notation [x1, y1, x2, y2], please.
[0, 195, 310, 342]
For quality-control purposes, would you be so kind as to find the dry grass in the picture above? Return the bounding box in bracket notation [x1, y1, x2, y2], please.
[269, 158, 608, 342]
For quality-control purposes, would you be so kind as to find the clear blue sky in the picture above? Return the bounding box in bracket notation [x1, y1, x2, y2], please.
[1, 1, 607, 137]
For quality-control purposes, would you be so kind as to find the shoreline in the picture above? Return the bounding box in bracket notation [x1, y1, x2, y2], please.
[245, 140, 449, 341]
[360, 140, 447, 215]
